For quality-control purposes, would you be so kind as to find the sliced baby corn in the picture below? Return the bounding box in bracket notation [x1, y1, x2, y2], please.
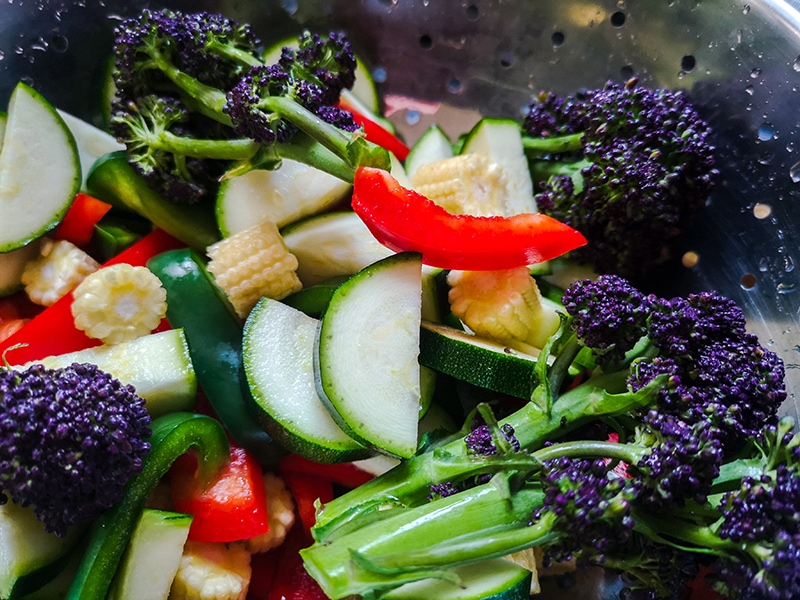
[410, 153, 511, 217]
[206, 219, 302, 319]
[447, 267, 561, 351]
[169, 541, 252, 600]
[22, 238, 100, 306]
[71, 263, 167, 344]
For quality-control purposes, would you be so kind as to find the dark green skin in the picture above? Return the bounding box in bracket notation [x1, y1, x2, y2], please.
[67, 412, 230, 600]
[86, 151, 220, 251]
[147, 249, 286, 466]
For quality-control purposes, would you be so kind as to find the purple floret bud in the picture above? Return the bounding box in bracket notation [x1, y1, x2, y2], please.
[0, 364, 151, 536]
[533, 456, 636, 567]
[562, 274, 650, 363]
[465, 423, 520, 456]
[633, 411, 723, 510]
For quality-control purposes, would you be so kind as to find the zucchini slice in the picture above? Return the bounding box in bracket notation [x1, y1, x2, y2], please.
[243, 297, 370, 464]
[316, 252, 423, 458]
[419, 321, 538, 399]
[383, 558, 532, 600]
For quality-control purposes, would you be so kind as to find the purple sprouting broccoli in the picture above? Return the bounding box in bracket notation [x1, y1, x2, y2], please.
[0, 363, 151, 536]
[110, 9, 389, 204]
[522, 79, 719, 280]
[629, 289, 786, 446]
[532, 456, 637, 567]
[561, 273, 651, 365]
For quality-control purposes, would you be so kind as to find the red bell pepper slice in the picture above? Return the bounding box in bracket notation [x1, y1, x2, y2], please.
[279, 454, 374, 489]
[0, 228, 184, 365]
[265, 522, 329, 600]
[351, 166, 588, 270]
[53, 193, 113, 247]
[278, 469, 334, 540]
[171, 442, 270, 543]
[338, 98, 409, 161]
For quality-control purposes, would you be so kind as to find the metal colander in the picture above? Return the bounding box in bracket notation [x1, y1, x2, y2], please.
[0, 1, 798, 594]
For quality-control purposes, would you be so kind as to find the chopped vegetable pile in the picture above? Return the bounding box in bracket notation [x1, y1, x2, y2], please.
[0, 6, 792, 600]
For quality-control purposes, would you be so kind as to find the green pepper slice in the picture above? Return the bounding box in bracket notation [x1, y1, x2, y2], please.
[67, 412, 229, 600]
[147, 248, 286, 465]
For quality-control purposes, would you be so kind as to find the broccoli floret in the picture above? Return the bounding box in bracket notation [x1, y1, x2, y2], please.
[561, 273, 650, 364]
[110, 9, 388, 205]
[523, 79, 719, 280]
[0, 363, 151, 536]
[532, 456, 636, 567]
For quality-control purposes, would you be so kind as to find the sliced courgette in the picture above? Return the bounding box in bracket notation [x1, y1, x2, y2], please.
[215, 159, 351, 238]
[107, 509, 192, 600]
[460, 118, 537, 214]
[316, 252, 423, 458]
[282, 211, 394, 287]
[0, 501, 85, 600]
[0, 83, 80, 252]
[56, 110, 124, 190]
[243, 297, 370, 463]
[404, 124, 454, 179]
[419, 321, 538, 399]
[383, 557, 532, 600]
[30, 328, 198, 418]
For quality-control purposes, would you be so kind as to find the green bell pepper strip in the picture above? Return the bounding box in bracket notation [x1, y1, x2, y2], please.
[87, 151, 220, 251]
[147, 248, 286, 465]
[67, 412, 230, 600]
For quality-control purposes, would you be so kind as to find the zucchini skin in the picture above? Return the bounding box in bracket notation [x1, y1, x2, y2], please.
[147, 249, 286, 465]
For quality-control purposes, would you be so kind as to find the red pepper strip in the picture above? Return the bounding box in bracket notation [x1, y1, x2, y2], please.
[278, 470, 334, 541]
[351, 166, 588, 271]
[0, 228, 184, 365]
[685, 566, 724, 599]
[266, 522, 330, 600]
[338, 98, 409, 161]
[279, 454, 374, 489]
[170, 442, 270, 543]
[247, 548, 279, 600]
[53, 193, 113, 247]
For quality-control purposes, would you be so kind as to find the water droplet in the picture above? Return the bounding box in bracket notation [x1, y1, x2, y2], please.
[745, 84, 755, 95]
[743, 4, 751, 14]
[750, 67, 762, 79]
[281, 0, 298, 15]
[51, 34, 68, 53]
[757, 122, 775, 141]
[0, 50, 5, 62]
[372, 66, 387, 84]
[788, 141, 796, 152]
[405, 110, 421, 126]
[447, 78, 463, 94]
[777, 282, 797, 294]
[757, 151, 775, 165]
[794, 56, 800, 72]
[789, 161, 800, 182]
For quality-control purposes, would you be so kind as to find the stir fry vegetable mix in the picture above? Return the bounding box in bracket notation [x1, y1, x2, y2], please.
[0, 6, 793, 600]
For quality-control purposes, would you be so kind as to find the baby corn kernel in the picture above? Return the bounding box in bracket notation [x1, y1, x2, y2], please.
[71, 264, 168, 345]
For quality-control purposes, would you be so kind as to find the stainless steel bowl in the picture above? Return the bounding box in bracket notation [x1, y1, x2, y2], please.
[1, 1, 797, 597]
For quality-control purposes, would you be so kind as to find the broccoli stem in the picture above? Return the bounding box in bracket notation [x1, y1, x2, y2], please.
[148, 130, 261, 160]
[312, 372, 665, 538]
[255, 95, 390, 172]
[302, 474, 549, 599]
[150, 51, 231, 120]
[522, 132, 584, 156]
